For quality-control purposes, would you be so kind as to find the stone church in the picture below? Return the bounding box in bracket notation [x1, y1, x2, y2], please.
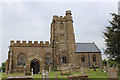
[5, 10, 102, 74]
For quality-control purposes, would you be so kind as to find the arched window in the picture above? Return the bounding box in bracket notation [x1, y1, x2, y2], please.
[18, 53, 26, 66]
[45, 53, 52, 65]
[93, 54, 96, 62]
[61, 52, 67, 63]
[62, 56, 66, 63]
[81, 55, 85, 62]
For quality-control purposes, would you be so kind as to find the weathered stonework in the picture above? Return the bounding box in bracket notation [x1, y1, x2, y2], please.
[5, 10, 102, 74]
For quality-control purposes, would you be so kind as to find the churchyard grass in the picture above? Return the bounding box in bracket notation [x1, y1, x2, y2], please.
[1, 69, 120, 79]
[1, 73, 25, 79]
[0, 73, 2, 79]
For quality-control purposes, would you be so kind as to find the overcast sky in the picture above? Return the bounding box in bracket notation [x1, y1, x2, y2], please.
[0, 0, 119, 66]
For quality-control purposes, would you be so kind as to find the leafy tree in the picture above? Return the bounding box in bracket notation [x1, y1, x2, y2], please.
[103, 13, 120, 63]
[2, 62, 5, 72]
[0, 67, 1, 71]
[102, 59, 107, 66]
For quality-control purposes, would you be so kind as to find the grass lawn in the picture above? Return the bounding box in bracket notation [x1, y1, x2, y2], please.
[1, 69, 120, 79]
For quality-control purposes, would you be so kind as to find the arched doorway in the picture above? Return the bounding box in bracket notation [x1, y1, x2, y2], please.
[30, 60, 40, 74]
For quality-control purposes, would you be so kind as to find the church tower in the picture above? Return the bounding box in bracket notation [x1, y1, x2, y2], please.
[50, 10, 76, 67]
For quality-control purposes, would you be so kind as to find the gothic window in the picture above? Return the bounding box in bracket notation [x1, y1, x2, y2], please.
[62, 56, 66, 63]
[81, 55, 85, 62]
[93, 54, 96, 62]
[18, 53, 26, 66]
[45, 53, 52, 65]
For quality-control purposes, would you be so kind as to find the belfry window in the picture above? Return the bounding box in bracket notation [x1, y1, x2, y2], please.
[18, 53, 26, 66]
[81, 55, 85, 62]
[93, 54, 96, 62]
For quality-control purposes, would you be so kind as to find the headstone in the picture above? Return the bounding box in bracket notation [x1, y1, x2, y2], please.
[87, 68, 90, 74]
[31, 68, 33, 76]
[55, 71, 58, 79]
[103, 66, 106, 72]
[42, 69, 45, 79]
[49, 66, 51, 73]
[81, 67, 86, 75]
[45, 70, 49, 79]
[107, 63, 110, 68]
[1, 70, 3, 73]
[24, 66, 27, 74]
[68, 63, 71, 69]
[108, 68, 118, 79]
[113, 64, 115, 70]
[99, 66, 102, 72]
[116, 64, 118, 71]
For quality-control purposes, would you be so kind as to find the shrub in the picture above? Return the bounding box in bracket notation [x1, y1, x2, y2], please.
[54, 66, 58, 71]
[38, 72, 41, 75]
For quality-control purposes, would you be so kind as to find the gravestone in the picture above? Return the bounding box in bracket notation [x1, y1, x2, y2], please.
[113, 64, 115, 70]
[55, 71, 58, 79]
[107, 63, 110, 68]
[99, 66, 102, 72]
[49, 66, 51, 73]
[31, 68, 33, 76]
[1, 70, 3, 73]
[7, 75, 33, 80]
[103, 66, 106, 72]
[45, 70, 49, 79]
[81, 67, 86, 75]
[87, 68, 90, 74]
[60, 64, 71, 75]
[68, 63, 71, 69]
[42, 69, 45, 79]
[116, 64, 118, 71]
[108, 68, 118, 79]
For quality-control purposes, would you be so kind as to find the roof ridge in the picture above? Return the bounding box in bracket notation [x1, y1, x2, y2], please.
[75, 43, 94, 44]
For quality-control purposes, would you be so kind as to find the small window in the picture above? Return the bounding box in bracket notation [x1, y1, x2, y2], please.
[81, 55, 85, 62]
[93, 54, 96, 62]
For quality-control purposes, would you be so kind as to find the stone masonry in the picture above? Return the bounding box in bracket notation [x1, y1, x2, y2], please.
[5, 10, 102, 74]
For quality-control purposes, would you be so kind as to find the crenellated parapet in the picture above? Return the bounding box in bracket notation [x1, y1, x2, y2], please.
[52, 10, 72, 22]
[10, 40, 51, 47]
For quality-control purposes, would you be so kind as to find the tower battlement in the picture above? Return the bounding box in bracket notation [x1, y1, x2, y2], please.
[53, 10, 72, 22]
[10, 40, 51, 47]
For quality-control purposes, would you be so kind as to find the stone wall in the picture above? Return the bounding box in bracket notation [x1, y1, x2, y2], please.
[5, 41, 52, 74]
[5, 10, 102, 74]
[74, 53, 102, 68]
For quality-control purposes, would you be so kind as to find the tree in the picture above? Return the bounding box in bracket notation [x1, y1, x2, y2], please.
[2, 62, 5, 72]
[102, 59, 107, 66]
[103, 13, 120, 63]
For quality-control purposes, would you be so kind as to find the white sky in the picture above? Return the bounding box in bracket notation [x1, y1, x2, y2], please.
[0, 0, 120, 66]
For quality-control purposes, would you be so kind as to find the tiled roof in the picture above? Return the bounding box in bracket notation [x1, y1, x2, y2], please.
[75, 43, 101, 53]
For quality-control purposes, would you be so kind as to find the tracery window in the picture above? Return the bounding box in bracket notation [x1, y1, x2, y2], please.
[18, 53, 26, 66]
